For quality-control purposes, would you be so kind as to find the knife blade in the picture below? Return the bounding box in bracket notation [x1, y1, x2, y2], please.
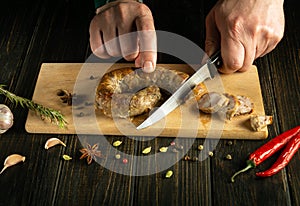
[136, 50, 222, 130]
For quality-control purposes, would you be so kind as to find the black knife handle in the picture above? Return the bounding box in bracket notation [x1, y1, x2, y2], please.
[207, 50, 222, 78]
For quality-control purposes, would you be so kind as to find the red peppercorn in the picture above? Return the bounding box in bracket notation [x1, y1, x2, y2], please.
[122, 158, 128, 164]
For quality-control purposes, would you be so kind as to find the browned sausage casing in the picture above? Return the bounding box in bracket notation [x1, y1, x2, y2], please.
[96, 67, 191, 118]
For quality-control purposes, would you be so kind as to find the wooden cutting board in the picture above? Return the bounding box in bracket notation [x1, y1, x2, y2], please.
[25, 63, 268, 139]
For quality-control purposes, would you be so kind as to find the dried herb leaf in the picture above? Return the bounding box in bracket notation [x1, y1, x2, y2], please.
[0, 154, 26, 174]
[142, 146, 151, 154]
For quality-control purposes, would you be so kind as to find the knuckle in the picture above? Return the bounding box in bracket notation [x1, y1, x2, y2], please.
[136, 3, 152, 17]
[227, 16, 244, 37]
[124, 53, 138, 61]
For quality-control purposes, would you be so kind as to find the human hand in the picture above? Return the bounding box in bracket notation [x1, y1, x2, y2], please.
[205, 0, 285, 73]
[89, 0, 156, 73]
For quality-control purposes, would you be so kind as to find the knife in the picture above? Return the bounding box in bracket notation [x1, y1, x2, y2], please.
[136, 50, 223, 130]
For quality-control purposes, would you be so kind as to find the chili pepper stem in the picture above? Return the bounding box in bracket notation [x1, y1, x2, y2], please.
[231, 160, 256, 183]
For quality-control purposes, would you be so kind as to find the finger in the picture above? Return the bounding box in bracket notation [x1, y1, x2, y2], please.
[102, 26, 122, 57]
[89, 17, 110, 58]
[134, 50, 157, 73]
[259, 37, 280, 57]
[219, 36, 245, 73]
[254, 33, 270, 59]
[135, 13, 157, 73]
[118, 28, 139, 61]
[204, 10, 220, 58]
[238, 41, 256, 72]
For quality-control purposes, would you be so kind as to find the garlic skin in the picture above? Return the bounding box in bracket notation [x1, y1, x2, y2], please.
[0, 104, 14, 134]
[0, 154, 26, 174]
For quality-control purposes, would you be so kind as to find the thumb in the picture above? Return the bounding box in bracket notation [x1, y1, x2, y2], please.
[135, 14, 157, 73]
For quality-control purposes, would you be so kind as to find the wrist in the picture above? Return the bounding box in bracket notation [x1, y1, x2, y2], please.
[94, 0, 142, 11]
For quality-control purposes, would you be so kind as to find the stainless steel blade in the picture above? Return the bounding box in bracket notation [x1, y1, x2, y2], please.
[136, 50, 222, 130]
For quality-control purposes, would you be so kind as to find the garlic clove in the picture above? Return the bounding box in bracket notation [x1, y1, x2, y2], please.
[0, 154, 26, 174]
[44, 137, 66, 149]
[0, 104, 14, 134]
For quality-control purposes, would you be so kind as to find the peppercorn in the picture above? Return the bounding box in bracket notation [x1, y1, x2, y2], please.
[183, 155, 191, 161]
[198, 144, 204, 151]
[225, 154, 232, 160]
[192, 157, 199, 161]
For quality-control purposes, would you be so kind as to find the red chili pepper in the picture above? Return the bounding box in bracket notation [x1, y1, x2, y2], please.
[256, 132, 300, 177]
[231, 125, 300, 182]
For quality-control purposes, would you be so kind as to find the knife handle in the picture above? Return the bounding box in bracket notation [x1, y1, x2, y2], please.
[207, 50, 222, 78]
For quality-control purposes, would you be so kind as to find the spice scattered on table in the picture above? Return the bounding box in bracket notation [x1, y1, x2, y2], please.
[231, 126, 300, 182]
[0, 154, 26, 174]
[227, 141, 233, 146]
[198, 144, 204, 151]
[122, 158, 128, 164]
[80, 143, 104, 165]
[225, 154, 232, 160]
[115, 154, 121, 160]
[165, 170, 173, 178]
[183, 155, 191, 161]
[44, 137, 66, 149]
[192, 157, 199, 162]
[62, 155, 72, 161]
[142, 146, 152, 154]
[112, 140, 123, 147]
[159, 147, 168, 153]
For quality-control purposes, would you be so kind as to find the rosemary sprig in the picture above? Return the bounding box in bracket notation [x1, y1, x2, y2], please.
[0, 85, 67, 128]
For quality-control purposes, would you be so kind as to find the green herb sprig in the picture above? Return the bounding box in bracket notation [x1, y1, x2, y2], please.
[0, 85, 67, 128]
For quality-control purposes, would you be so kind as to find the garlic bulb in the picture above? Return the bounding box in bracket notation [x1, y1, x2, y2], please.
[0, 104, 14, 134]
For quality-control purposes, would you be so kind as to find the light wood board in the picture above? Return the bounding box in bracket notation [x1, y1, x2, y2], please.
[25, 63, 268, 139]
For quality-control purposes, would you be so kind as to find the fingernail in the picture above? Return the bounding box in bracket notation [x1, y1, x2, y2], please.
[142, 61, 154, 73]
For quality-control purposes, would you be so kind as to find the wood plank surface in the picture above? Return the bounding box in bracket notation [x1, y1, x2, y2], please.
[25, 63, 268, 139]
[1, 0, 299, 206]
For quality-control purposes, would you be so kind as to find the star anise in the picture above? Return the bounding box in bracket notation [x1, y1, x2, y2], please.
[79, 143, 104, 164]
[56, 89, 73, 106]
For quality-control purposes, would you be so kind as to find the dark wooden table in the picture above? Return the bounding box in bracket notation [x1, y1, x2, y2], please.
[0, 0, 299, 205]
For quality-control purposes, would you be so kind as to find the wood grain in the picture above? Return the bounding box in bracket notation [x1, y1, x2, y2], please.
[25, 63, 268, 139]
